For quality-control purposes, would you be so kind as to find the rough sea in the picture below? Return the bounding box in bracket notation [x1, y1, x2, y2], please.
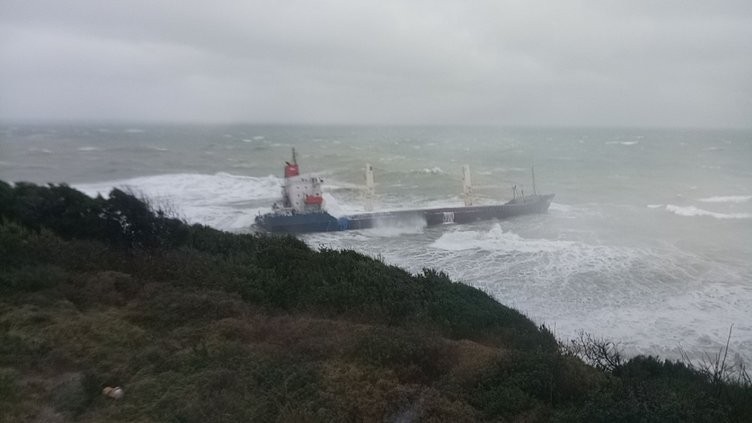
[2, 124, 750, 365]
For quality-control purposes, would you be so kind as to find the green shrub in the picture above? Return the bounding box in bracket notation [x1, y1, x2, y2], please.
[2, 180, 751, 421]
[50, 372, 101, 417]
[0, 367, 20, 403]
[0, 332, 52, 367]
[353, 328, 449, 383]
[0, 367, 23, 422]
[0, 264, 68, 295]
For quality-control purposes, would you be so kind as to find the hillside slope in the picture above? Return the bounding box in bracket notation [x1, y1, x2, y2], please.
[0, 181, 749, 422]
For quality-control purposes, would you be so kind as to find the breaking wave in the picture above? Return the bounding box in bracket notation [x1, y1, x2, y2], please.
[431, 224, 573, 254]
[665, 205, 751, 219]
[313, 221, 752, 365]
[363, 215, 427, 237]
[74, 172, 284, 231]
[412, 167, 444, 174]
[605, 140, 639, 146]
[549, 202, 573, 212]
[28, 147, 53, 154]
[698, 195, 751, 204]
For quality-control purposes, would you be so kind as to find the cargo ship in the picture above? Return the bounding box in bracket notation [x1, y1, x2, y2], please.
[254, 149, 554, 233]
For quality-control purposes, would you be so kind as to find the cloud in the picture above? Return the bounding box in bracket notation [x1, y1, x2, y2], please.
[1, 0, 750, 126]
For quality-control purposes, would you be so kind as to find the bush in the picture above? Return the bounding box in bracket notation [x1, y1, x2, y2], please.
[0, 264, 68, 295]
[2, 180, 751, 421]
[0, 367, 24, 421]
[0, 182, 188, 249]
[353, 328, 449, 383]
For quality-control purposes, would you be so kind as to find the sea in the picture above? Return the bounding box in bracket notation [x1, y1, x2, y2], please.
[2, 124, 751, 366]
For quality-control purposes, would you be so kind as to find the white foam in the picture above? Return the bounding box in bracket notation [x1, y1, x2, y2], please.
[74, 173, 284, 231]
[605, 140, 639, 146]
[550, 202, 573, 212]
[73, 172, 372, 231]
[76, 172, 282, 202]
[647, 204, 663, 209]
[665, 205, 751, 220]
[698, 195, 751, 204]
[431, 224, 574, 254]
[325, 179, 364, 191]
[321, 193, 362, 218]
[124, 128, 144, 133]
[420, 225, 752, 364]
[364, 215, 427, 237]
[77, 146, 101, 152]
[556, 279, 752, 365]
[29, 147, 53, 154]
[416, 167, 444, 174]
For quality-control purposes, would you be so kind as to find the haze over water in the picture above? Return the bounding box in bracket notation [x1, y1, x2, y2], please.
[2, 124, 751, 364]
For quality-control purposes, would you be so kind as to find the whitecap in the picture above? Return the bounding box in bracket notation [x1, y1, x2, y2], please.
[605, 140, 639, 146]
[698, 195, 751, 204]
[549, 202, 573, 212]
[77, 146, 101, 152]
[362, 215, 427, 237]
[430, 224, 574, 253]
[419, 167, 444, 174]
[29, 147, 53, 154]
[324, 179, 363, 191]
[321, 192, 362, 218]
[665, 205, 751, 219]
[74, 173, 286, 231]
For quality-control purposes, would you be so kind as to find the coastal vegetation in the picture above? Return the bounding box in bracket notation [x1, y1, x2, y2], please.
[1, 181, 750, 422]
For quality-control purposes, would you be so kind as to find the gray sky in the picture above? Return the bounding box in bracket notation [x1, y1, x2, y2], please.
[1, 0, 751, 127]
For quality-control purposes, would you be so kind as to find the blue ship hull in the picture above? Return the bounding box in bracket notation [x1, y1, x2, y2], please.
[255, 194, 554, 234]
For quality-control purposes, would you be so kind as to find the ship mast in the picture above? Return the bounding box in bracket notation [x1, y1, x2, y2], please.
[364, 163, 375, 212]
[531, 161, 537, 196]
[462, 165, 473, 207]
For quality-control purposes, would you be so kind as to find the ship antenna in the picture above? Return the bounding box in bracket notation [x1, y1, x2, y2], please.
[531, 161, 537, 196]
[292, 147, 297, 165]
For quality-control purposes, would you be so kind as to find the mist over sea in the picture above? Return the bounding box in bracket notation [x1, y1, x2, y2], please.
[2, 124, 751, 364]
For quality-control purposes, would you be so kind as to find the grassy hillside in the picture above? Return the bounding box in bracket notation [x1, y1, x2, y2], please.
[0, 181, 750, 422]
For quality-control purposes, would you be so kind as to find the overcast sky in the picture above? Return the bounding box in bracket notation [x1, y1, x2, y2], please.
[1, 0, 750, 127]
